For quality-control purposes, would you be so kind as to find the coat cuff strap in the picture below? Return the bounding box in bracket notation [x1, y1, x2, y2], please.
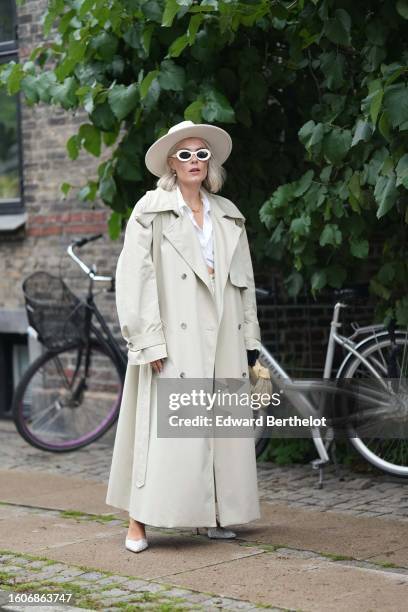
[127, 330, 165, 351]
[244, 321, 261, 342]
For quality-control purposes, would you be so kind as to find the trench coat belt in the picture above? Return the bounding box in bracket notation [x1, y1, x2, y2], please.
[134, 364, 153, 488]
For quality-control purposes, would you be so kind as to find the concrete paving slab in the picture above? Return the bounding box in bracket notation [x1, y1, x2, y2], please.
[232, 502, 408, 561]
[0, 514, 123, 555]
[155, 550, 408, 612]
[33, 530, 265, 579]
[368, 547, 408, 568]
[0, 470, 109, 515]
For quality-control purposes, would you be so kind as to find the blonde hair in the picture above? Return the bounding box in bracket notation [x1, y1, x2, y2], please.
[156, 138, 226, 193]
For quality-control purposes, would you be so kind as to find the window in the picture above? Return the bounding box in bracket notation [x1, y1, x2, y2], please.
[0, 0, 23, 215]
[0, 0, 16, 46]
[0, 332, 28, 418]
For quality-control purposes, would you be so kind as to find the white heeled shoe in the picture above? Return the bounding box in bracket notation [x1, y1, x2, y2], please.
[125, 536, 148, 553]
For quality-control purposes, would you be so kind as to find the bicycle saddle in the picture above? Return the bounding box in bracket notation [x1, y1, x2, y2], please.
[333, 282, 370, 301]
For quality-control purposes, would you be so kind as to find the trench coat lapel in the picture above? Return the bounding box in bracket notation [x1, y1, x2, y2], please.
[143, 187, 244, 315]
[161, 198, 213, 293]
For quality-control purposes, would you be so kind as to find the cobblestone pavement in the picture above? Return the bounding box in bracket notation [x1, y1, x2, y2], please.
[1, 419, 408, 522]
[0, 547, 279, 611]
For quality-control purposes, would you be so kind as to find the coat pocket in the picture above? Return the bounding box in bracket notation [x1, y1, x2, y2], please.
[229, 260, 248, 289]
[229, 244, 249, 288]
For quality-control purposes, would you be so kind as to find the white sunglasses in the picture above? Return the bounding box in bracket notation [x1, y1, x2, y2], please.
[170, 148, 211, 162]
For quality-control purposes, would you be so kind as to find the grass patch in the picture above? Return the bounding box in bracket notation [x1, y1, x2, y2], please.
[0, 549, 61, 564]
[239, 541, 281, 553]
[59, 510, 120, 524]
[322, 552, 355, 562]
[368, 560, 399, 569]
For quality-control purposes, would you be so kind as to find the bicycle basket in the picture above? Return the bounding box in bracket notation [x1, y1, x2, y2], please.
[22, 271, 87, 350]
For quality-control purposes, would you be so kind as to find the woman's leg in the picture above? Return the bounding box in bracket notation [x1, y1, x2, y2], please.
[127, 516, 146, 540]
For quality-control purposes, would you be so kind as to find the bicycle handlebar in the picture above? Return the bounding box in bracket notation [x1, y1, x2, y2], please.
[73, 233, 104, 248]
[67, 234, 113, 283]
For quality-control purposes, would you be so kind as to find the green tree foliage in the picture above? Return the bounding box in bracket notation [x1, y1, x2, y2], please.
[1, 0, 408, 324]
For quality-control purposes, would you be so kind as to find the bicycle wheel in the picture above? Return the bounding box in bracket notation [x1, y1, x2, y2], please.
[337, 330, 408, 477]
[255, 434, 270, 458]
[12, 339, 124, 452]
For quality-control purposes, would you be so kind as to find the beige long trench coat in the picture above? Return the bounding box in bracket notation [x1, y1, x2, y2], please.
[105, 185, 262, 528]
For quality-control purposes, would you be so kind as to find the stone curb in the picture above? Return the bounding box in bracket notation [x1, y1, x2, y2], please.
[0, 551, 282, 611]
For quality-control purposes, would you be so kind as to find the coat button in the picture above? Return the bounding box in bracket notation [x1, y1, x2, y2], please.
[180, 372, 186, 378]
[238, 323, 242, 329]
[128, 341, 133, 348]
[181, 322, 187, 329]
[181, 273, 187, 279]
[242, 372, 247, 377]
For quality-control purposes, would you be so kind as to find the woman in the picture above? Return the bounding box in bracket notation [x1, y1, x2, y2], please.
[105, 120, 262, 553]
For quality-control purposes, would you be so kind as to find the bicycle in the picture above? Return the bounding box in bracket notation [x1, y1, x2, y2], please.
[13, 234, 127, 452]
[254, 284, 408, 485]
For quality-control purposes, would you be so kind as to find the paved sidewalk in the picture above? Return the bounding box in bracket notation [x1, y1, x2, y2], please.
[2, 419, 408, 521]
[1, 420, 408, 611]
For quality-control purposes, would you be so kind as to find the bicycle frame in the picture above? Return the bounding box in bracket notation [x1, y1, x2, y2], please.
[258, 299, 397, 469]
[66, 240, 127, 376]
[84, 284, 127, 375]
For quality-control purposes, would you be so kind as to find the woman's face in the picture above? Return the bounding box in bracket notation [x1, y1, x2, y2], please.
[168, 137, 209, 187]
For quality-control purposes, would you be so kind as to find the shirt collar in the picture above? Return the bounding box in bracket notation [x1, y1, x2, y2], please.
[176, 185, 210, 216]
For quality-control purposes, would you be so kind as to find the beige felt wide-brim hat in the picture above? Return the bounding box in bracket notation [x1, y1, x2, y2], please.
[145, 120, 232, 177]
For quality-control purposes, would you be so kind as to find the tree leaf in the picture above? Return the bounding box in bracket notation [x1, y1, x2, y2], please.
[108, 83, 139, 120]
[323, 9, 352, 46]
[108, 211, 123, 240]
[168, 34, 189, 58]
[202, 89, 235, 123]
[91, 101, 117, 131]
[323, 128, 352, 165]
[284, 271, 304, 297]
[66, 135, 79, 160]
[60, 182, 72, 197]
[319, 51, 345, 90]
[326, 264, 347, 288]
[383, 83, 408, 129]
[188, 14, 203, 44]
[99, 175, 116, 203]
[50, 77, 78, 109]
[374, 174, 398, 218]
[184, 99, 204, 122]
[158, 60, 185, 91]
[396, 154, 408, 188]
[162, 0, 180, 27]
[350, 238, 369, 258]
[396, 0, 408, 19]
[140, 70, 159, 99]
[79, 123, 101, 157]
[311, 270, 327, 291]
[319, 224, 342, 247]
[351, 119, 373, 147]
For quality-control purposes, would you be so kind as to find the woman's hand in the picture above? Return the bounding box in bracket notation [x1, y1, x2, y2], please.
[150, 358, 165, 374]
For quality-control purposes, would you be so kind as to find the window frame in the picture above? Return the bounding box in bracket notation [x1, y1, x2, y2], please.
[0, 0, 24, 216]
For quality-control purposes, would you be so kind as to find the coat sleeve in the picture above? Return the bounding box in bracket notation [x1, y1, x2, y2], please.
[239, 225, 262, 351]
[115, 197, 167, 366]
